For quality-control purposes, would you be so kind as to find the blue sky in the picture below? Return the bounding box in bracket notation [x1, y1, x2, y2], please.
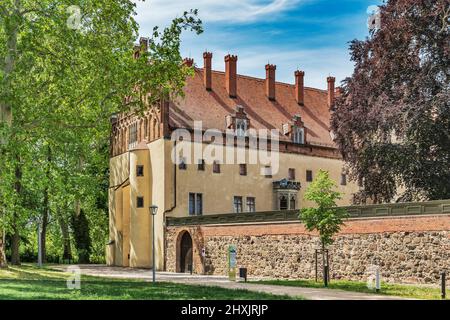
[134, 0, 383, 89]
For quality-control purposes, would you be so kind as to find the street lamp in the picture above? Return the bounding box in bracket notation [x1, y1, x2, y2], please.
[149, 205, 158, 284]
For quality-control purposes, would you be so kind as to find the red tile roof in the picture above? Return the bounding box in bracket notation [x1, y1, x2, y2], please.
[169, 68, 335, 147]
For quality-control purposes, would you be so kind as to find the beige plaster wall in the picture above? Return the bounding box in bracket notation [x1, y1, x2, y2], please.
[167, 140, 358, 217]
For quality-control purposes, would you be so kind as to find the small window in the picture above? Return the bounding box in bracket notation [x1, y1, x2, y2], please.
[306, 170, 313, 182]
[189, 193, 203, 216]
[136, 165, 144, 177]
[179, 157, 187, 170]
[293, 127, 305, 144]
[213, 161, 221, 174]
[129, 122, 138, 145]
[264, 166, 272, 178]
[279, 196, 288, 210]
[233, 196, 243, 213]
[340, 173, 347, 186]
[137, 197, 144, 208]
[235, 119, 248, 137]
[196, 194, 203, 215]
[239, 164, 247, 176]
[288, 168, 295, 180]
[197, 159, 205, 171]
[246, 197, 255, 212]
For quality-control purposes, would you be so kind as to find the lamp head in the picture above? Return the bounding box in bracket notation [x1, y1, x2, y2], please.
[149, 205, 158, 216]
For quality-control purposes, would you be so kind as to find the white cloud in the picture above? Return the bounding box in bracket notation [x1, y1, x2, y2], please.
[134, 0, 301, 26]
[133, 0, 356, 90]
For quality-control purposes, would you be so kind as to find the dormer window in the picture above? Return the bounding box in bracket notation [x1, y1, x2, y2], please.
[236, 118, 248, 137]
[293, 127, 305, 144]
[226, 105, 250, 136]
[284, 115, 306, 144]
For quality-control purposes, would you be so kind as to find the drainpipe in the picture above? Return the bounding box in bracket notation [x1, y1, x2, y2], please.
[162, 139, 177, 271]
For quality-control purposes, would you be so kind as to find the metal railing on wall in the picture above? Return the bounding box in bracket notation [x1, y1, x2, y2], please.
[166, 199, 450, 227]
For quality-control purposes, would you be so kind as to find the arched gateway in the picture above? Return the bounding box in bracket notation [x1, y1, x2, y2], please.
[177, 231, 193, 273]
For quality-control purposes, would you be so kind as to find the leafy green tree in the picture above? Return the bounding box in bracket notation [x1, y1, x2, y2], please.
[0, 0, 202, 265]
[299, 170, 349, 286]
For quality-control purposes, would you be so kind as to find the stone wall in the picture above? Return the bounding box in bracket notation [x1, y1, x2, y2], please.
[165, 215, 450, 284]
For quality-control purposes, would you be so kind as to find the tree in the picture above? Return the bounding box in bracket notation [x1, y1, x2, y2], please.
[299, 170, 349, 286]
[0, 1, 202, 265]
[331, 0, 450, 203]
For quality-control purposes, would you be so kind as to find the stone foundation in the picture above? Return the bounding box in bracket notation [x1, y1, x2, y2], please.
[166, 215, 450, 284]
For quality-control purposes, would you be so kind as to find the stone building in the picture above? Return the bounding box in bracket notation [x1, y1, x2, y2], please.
[106, 49, 361, 270]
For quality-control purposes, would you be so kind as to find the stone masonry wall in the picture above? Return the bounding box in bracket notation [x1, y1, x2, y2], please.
[166, 215, 450, 284]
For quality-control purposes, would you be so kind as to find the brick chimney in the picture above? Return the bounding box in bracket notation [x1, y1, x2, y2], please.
[265, 64, 276, 101]
[183, 58, 194, 67]
[203, 52, 212, 91]
[295, 70, 305, 105]
[327, 76, 335, 108]
[139, 37, 148, 52]
[225, 54, 238, 98]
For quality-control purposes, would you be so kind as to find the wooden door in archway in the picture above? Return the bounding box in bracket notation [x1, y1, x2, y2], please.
[179, 232, 193, 273]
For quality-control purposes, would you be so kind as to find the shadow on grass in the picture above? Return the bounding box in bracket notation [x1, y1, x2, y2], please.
[0, 278, 294, 300]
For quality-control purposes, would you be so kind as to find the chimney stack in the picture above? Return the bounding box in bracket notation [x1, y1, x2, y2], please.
[183, 58, 194, 67]
[295, 70, 305, 105]
[225, 54, 238, 98]
[139, 37, 148, 52]
[327, 76, 335, 108]
[203, 52, 213, 91]
[265, 64, 276, 101]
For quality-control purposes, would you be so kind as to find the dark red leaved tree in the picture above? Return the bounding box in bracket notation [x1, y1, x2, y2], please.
[331, 0, 450, 203]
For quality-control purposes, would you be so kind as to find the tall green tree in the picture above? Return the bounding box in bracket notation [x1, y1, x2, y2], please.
[0, 0, 202, 265]
[299, 170, 349, 286]
[330, 0, 450, 203]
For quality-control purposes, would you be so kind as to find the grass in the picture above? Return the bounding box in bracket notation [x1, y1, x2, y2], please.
[0, 265, 296, 300]
[252, 278, 447, 300]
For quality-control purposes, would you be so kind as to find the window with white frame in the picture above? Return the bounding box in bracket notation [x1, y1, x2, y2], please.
[233, 196, 243, 213]
[189, 193, 203, 216]
[246, 197, 255, 212]
[293, 127, 305, 144]
[235, 119, 248, 137]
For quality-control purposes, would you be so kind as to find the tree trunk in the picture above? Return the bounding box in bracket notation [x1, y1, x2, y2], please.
[322, 241, 328, 287]
[10, 225, 20, 265]
[40, 202, 48, 264]
[39, 146, 51, 263]
[1, 5, 19, 266]
[0, 4, 18, 126]
[0, 231, 6, 267]
[10, 159, 22, 265]
[58, 213, 72, 262]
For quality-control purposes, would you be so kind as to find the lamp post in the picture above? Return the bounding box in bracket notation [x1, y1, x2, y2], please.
[149, 205, 158, 284]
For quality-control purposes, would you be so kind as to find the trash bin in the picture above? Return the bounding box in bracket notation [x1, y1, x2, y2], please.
[239, 267, 247, 282]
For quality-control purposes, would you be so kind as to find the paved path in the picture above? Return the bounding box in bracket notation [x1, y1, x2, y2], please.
[52, 264, 411, 300]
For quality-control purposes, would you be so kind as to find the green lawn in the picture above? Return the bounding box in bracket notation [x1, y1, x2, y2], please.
[252, 278, 447, 300]
[0, 265, 296, 300]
